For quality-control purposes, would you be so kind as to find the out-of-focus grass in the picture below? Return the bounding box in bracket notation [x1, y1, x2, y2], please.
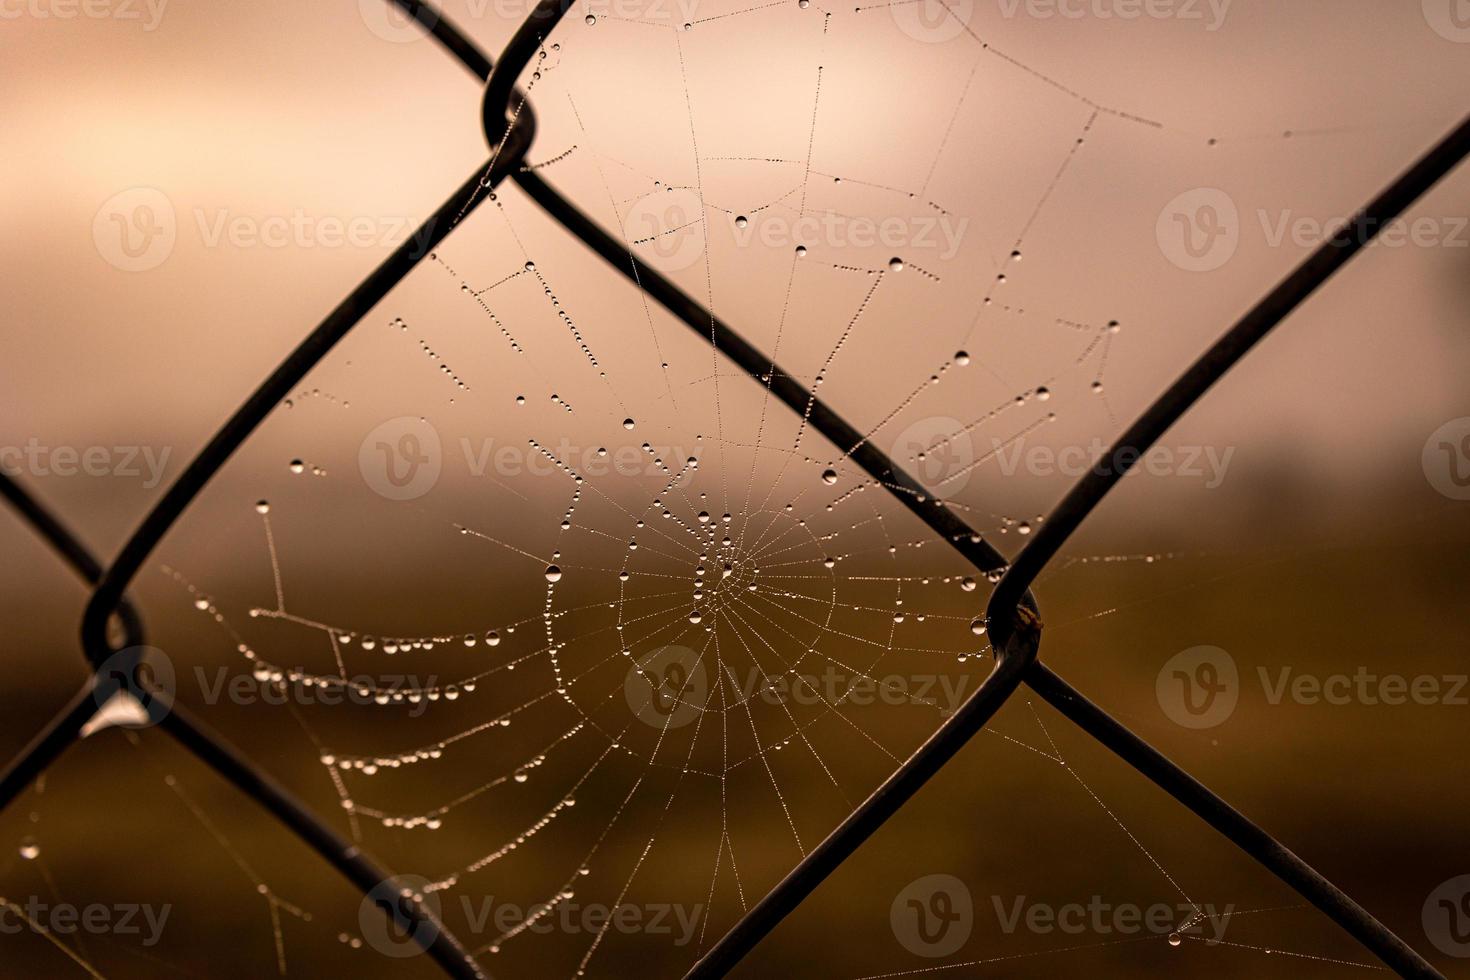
[1, 505, 1466, 978]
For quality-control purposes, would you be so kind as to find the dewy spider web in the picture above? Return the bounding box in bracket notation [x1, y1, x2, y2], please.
[1, 1, 1467, 978]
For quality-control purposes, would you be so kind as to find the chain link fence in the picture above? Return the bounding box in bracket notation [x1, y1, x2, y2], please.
[2, 2, 1467, 976]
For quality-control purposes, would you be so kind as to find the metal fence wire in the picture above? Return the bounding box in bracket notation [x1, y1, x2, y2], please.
[2, 2, 1467, 977]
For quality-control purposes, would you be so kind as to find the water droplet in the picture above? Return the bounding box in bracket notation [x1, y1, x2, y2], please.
[688, 610, 703, 624]
[1036, 387, 1051, 401]
[623, 418, 635, 430]
[289, 459, 305, 474]
[734, 215, 748, 228]
[1017, 521, 1032, 535]
[794, 244, 808, 258]
[545, 565, 562, 583]
[1091, 381, 1104, 394]
[585, 13, 596, 23]
[888, 257, 904, 272]
[254, 500, 270, 515]
[821, 469, 838, 485]
[19, 838, 39, 860]
[960, 576, 977, 592]
[970, 618, 987, 636]
[1168, 933, 1182, 947]
[954, 351, 971, 367]
[485, 631, 500, 646]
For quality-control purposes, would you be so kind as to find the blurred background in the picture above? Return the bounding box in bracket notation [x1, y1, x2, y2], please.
[1, 0, 1468, 976]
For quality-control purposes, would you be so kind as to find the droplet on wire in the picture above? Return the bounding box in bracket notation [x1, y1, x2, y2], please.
[821, 469, 838, 485]
[545, 565, 562, 583]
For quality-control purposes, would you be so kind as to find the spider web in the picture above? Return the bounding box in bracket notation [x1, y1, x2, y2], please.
[3, 0, 1465, 977]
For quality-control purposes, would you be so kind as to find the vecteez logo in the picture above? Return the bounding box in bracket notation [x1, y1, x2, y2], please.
[626, 188, 707, 273]
[891, 0, 975, 42]
[994, 0, 1231, 31]
[624, 645, 708, 730]
[891, 416, 975, 500]
[730, 212, 970, 262]
[991, 895, 1233, 942]
[1155, 646, 1238, 729]
[1156, 188, 1239, 272]
[891, 874, 973, 957]
[89, 645, 175, 732]
[0, 0, 169, 30]
[359, 416, 443, 501]
[1423, 417, 1470, 501]
[1424, 875, 1470, 957]
[360, 875, 441, 959]
[1423, 0, 1470, 42]
[93, 187, 177, 272]
[1157, 187, 1468, 272]
[1157, 645, 1470, 729]
[357, 0, 438, 42]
